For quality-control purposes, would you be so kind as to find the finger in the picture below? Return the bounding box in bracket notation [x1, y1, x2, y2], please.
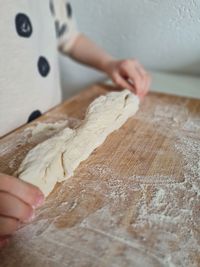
[118, 60, 146, 95]
[121, 64, 143, 95]
[128, 69, 143, 94]
[140, 73, 151, 97]
[137, 64, 152, 93]
[146, 73, 152, 92]
[135, 62, 146, 80]
[0, 192, 34, 222]
[134, 64, 148, 95]
[134, 61, 146, 75]
[136, 70, 150, 96]
[0, 174, 44, 208]
[0, 236, 10, 249]
[113, 73, 136, 93]
[0, 216, 19, 236]
[133, 61, 152, 94]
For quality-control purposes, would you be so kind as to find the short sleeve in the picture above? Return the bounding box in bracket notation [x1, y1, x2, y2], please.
[50, 0, 79, 53]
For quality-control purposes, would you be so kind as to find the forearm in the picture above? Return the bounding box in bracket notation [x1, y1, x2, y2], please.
[65, 34, 151, 97]
[67, 34, 114, 73]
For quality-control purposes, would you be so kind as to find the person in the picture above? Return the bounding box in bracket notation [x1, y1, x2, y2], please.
[0, 0, 151, 248]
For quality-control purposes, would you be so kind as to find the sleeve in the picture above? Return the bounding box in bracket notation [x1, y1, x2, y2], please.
[50, 0, 80, 53]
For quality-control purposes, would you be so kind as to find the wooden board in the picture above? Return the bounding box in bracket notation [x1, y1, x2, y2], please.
[0, 84, 200, 267]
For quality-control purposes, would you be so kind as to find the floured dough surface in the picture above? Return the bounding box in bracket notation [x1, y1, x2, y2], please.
[17, 90, 139, 196]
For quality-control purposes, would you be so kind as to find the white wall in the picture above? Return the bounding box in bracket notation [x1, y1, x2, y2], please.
[60, 0, 200, 98]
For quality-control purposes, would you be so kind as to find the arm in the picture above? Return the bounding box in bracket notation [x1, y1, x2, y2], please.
[67, 33, 151, 98]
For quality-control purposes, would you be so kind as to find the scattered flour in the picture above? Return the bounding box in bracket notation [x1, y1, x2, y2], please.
[0, 95, 199, 267]
[28, 121, 68, 136]
[153, 104, 188, 124]
[183, 118, 200, 132]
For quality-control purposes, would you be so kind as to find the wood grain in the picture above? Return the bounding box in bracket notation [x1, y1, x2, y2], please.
[0, 84, 200, 267]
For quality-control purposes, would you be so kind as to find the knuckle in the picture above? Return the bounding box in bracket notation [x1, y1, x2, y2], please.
[131, 59, 137, 65]
[23, 184, 42, 205]
[121, 60, 130, 68]
[19, 204, 33, 222]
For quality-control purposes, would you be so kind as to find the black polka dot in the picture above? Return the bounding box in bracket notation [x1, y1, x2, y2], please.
[27, 110, 42, 123]
[66, 3, 72, 18]
[49, 0, 55, 16]
[55, 20, 67, 38]
[15, 13, 33, 38]
[38, 56, 50, 77]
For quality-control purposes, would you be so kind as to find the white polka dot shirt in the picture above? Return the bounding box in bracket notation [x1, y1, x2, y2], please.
[0, 0, 79, 137]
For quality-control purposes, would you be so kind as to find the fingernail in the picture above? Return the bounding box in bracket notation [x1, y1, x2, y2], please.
[33, 194, 45, 209]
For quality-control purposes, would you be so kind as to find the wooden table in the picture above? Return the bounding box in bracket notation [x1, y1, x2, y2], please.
[0, 84, 200, 267]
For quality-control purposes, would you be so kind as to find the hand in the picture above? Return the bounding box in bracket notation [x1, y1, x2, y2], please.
[105, 59, 151, 98]
[0, 173, 44, 248]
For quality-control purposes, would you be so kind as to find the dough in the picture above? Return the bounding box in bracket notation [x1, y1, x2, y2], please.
[17, 90, 139, 196]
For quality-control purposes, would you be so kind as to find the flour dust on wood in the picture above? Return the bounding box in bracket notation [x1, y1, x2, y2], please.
[0, 93, 199, 267]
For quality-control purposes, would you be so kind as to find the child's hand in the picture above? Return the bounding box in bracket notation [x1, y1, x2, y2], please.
[0, 173, 44, 248]
[105, 59, 151, 98]
[66, 34, 151, 97]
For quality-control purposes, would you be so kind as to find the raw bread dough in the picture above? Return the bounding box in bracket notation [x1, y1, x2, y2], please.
[17, 90, 139, 196]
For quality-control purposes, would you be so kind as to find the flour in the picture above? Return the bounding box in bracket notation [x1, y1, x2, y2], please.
[153, 104, 188, 124]
[0, 94, 199, 267]
[151, 187, 166, 206]
[0, 121, 68, 163]
[28, 121, 68, 137]
[183, 118, 200, 132]
[0, 119, 82, 174]
[0, 131, 30, 156]
[27, 118, 81, 139]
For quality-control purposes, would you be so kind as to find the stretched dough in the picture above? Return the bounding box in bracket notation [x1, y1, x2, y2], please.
[17, 90, 139, 196]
